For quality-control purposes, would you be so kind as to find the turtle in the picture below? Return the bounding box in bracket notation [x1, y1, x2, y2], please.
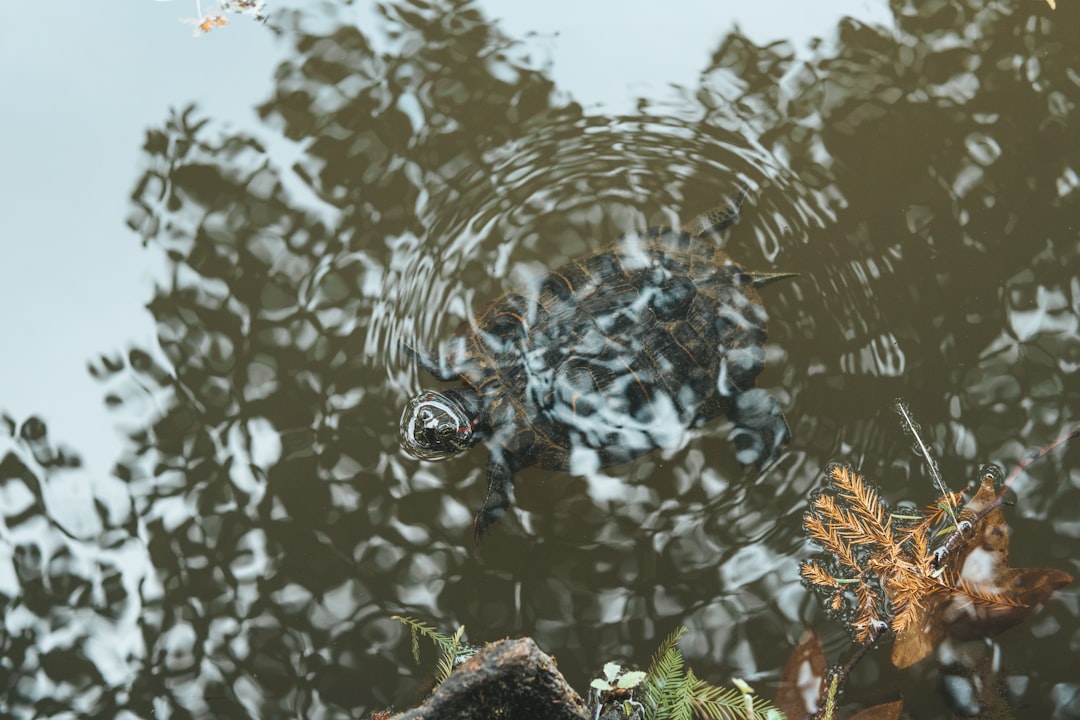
[400, 190, 793, 540]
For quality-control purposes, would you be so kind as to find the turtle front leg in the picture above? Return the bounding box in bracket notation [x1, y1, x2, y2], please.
[474, 454, 517, 542]
[727, 388, 790, 468]
[399, 339, 460, 381]
[401, 338, 473, 382]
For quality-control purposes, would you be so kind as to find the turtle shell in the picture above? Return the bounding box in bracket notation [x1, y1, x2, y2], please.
[441, 225, 778, 471]
[401, 196, 791, 538]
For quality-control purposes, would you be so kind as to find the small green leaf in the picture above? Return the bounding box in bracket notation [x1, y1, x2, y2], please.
[591, 678, 614, 691]
[603, 662, 622, 681]
[617, 670, 646, 689]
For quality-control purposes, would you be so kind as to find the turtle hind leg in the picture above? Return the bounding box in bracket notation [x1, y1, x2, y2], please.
[727, 388, 790, 469]
[684, 184, 750, 238]
[474, 455, 517, 542]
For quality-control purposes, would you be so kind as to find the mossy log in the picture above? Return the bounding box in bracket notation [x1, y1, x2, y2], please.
[390, 637, 590, 720]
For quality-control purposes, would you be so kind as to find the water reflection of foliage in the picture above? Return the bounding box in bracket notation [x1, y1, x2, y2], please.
[3, 0, 1079, 717]
[704, 1, 1080, 485]
[119, 2, 580, 715]
[0, 415, 147, 714]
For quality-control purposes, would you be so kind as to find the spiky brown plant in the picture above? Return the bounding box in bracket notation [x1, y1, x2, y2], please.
[801, 464, 1071, 665]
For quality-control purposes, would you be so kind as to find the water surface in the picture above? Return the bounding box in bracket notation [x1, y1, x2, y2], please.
[2, 1, 1079, 718]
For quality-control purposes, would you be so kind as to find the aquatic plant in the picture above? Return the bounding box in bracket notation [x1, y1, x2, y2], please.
[798, 401, 1075, 717]
[632, 626, 781, 720]
[392, 615, 476, 686]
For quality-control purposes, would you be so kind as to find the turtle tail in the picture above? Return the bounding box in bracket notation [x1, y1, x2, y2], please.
[745, 271, 799, 288]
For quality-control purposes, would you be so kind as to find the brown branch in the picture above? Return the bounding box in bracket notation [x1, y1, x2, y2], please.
[389, 638, 590, 720]
[810, 622, 887, 720]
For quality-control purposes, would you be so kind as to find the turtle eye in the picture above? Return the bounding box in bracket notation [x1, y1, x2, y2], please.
[437, 427, 455, 439]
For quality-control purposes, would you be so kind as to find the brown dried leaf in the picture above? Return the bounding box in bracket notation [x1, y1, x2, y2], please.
[849, 699, 904, 720]
[776, 628, 827, 720]
[945, 566, 1073, 640]
[892, 474, 1073, 667]
[944, 475, 1073, 639]
[891, 601, 938, 669]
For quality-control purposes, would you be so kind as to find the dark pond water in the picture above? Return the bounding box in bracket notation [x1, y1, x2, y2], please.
[2, 1, 1079, 718]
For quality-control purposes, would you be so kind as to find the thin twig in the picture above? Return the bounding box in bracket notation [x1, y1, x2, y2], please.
[894, 399, 955, 524]
[810, 622, 887, 720]
[1001, 422, 1080, 493]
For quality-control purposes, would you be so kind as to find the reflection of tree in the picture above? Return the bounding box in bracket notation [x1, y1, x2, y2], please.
[701, 13, 1080, 706]
[693, 3, 1080, 479]
[3, 0, 1079, 717]
[116, 2, 575, 716]
[0, 414, 149, 715]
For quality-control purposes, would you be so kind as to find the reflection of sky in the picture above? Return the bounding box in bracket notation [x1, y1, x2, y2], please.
[0, 0, 890, 480]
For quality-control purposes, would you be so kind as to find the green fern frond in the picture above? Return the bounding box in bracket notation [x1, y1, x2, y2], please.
[392, 616, 478, 689]
[689, 670, 783, 720]
[647, 626, 689, 676]
[433, 625, 467, 685]
[392, 615, 458, 665]
[689, 671, 747, 720]
[641, 627, 785, 720]
[643, 626, 688, 717]
[670, 671, 696, 720]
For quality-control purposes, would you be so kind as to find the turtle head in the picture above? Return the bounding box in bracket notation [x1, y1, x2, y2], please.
[400, 389, 482, 461]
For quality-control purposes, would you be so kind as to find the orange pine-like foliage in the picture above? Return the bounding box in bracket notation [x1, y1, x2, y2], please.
[802, 464, 1073, 667]
[803, 465, 940, 642]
